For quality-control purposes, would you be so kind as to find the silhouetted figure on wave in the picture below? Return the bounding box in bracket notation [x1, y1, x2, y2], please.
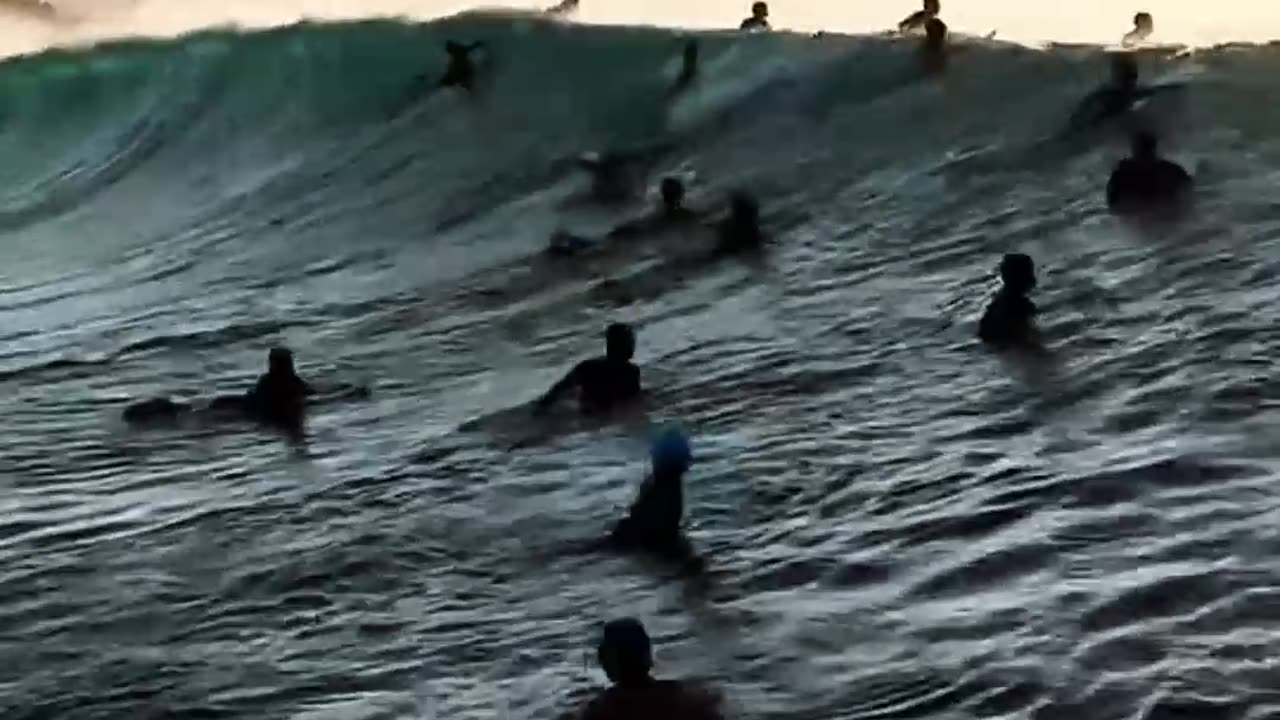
[1067, 53, 1149, 132]
[575, 619, 724, 720]
[739, 1, 770, 31]
[919, 17, 949, 75]
[123, 347, 365, 431]
[979, 253, 1042, 351]
[1122, 12, 1154, 47]
[545, 0, 579, 16]
[438, 40, 486, 92]
[606, 428, 703, 572]
[899, 0, 941, 33]
[1106, 131, 1192, 217]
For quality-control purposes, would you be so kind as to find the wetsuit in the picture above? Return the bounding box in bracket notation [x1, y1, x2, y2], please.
[978, 289, 1037, 349]
[1106, 157, 1192, 214]
[246, 370, 311, 426]
[580, 680, 723, 720]
[540, 356, 640, 414]
[610, 469, 691, 562]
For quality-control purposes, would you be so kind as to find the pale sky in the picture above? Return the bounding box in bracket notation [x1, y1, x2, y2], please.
[1, 0, 1277, 57]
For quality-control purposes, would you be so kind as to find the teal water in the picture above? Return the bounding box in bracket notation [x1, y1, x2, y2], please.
[3, 13, 1280, 720]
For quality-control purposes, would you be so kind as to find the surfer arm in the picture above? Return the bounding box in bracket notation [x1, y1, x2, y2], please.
[898, 11, 927, 32]
[535, 363, 583, 411]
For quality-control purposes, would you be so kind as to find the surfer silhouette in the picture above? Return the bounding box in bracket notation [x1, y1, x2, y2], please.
[1122, 12, 1154, 47]
[545, 0, 579, 15]
[1066, 53, 1145, 132]
[438, 40, 485, 92]
[899, 0, 940, 33]
[1107, 131, 1192, 216]
[535, 323, 641, 415]
[919, 17, 948, 74]
[671, 39, 699, 97]
[739, 1, 770, 31]
[576, 619, 724, 720]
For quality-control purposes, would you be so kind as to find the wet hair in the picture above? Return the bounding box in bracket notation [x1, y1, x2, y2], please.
[1132, 130, 1158, 157]
[606, 323, 636, 361]
[751, 1, 768, 17]
[268, 347, 295, 373]
[924, 0, 940, 13]
[598, 618, 653, 684]
[999, 253, 1036, 293]
[660, 177, 685, 207]
[1134, 12, 1153, 30]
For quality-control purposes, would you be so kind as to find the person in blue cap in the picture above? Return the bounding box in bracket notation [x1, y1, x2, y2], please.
[609, 427, 699, 567]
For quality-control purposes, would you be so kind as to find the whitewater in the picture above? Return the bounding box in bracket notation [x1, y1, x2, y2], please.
[4, 11, 1280, 720]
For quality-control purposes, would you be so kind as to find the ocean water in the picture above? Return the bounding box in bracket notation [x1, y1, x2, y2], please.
[4, 12, 1280, 720]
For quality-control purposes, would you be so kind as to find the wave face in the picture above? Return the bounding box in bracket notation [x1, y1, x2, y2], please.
[4, 13, 1280, 720]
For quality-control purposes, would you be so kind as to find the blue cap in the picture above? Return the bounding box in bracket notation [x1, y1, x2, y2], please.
[650, 426, 692, 475]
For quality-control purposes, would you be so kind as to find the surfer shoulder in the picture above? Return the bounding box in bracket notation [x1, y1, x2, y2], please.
[1107, 131, 1192, 216]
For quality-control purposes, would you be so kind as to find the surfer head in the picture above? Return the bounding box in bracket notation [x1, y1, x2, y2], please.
[598, 619, 653, 685]
[978, 253, 1040, 349]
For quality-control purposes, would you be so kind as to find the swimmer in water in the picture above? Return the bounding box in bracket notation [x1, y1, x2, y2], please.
[1106, 130, 1192, 216]
[713, 191, 765, 254]
[575, 151, 645, 205]
[1066, 53, 1145, 132]
[609, 428, 699, 568]
[1122, 12, 1154, 47]
[899, 0, 941, 33]
[739, 1, 770, 31]
[608, 177, 703, 239]
[245, 347, 312, 426]
[536, 323, 641, 415]
[920, 17, 948, 74]
[123, 346, 329, 429]
[577, 618, 725, 720]
[438, 40, 485, 92]
[978, 253, 1041, 350]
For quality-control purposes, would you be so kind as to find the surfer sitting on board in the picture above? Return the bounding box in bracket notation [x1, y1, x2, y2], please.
[576, 619, 724, 720]
[438, 40, 486, 92]
[1066, 53, 1149, 132]
[739, 1, 770, 31]
[1106, 131, 1192, 217]
[606, 428, 705, 572]
[899, 0, 940, 33]
[535, 323, 641, 415]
